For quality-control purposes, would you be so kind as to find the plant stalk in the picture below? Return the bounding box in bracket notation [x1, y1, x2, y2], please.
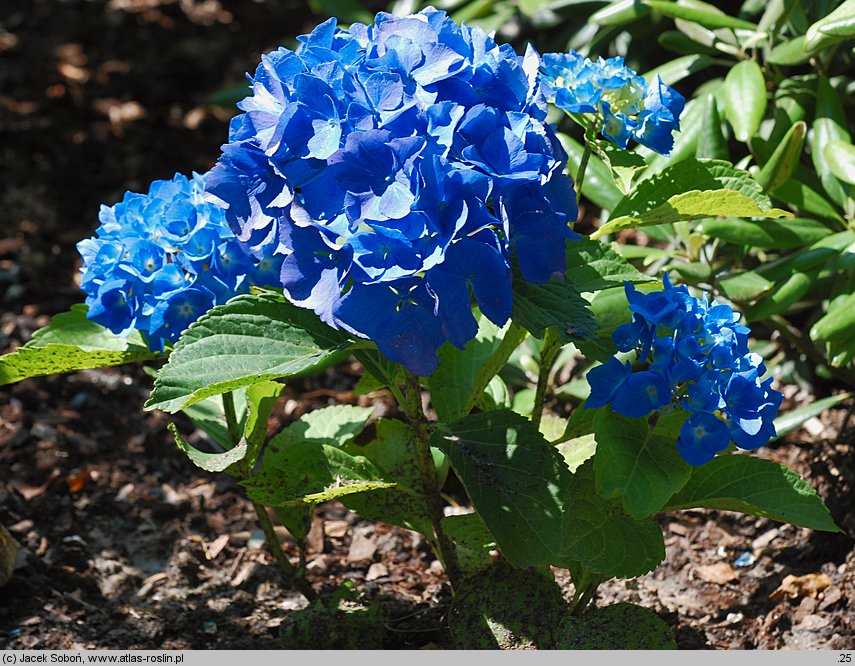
[531, 326, 561, 429]
[222, 392, 318, 603]
[401, 372, 463, 589]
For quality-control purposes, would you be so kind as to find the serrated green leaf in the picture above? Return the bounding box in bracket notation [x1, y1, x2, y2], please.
[430, 313, 507, 423]
[245, 442, 393, 507]
[663, 454, 841, 532]
[432, 409, 573, 568]
[592, 189, 791, 239]
[556, 434, 597, 473]
[722, 60, 767, 143]
[560, 461, 666, 578]
[565, 239, 655, 293]
[644, 0, 758, 30]
[244, 381, 284, 465]
[342, 418, 440, 535]
[512, 275, 598, 344]
[449, 564, 567, 649]
[146, 293, 349, 413]
[700, 217, 831, 249]
[0, 305, 160, 386]
[610, 159, 772, 221]
[593, 409, 692, 519]
[557, 133, 623, 211]
[442, 513, 497, 578]
[168, 422, 247, 474]
[268, 404, 373, 450]
[555, 603, 676, 649]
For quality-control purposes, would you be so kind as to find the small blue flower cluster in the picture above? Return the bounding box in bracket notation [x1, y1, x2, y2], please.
[539, 51, 685, 156]
[77, 173, 279, 351]
[206, 8, 577, 376]
[586, 274, 783, 466]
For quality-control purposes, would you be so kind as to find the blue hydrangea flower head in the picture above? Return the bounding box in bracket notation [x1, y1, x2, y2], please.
[539, 49, 685, 155]
[585, 273, 783, 465]
[77, 172, 265, 351]
[206, 8, 579, 375]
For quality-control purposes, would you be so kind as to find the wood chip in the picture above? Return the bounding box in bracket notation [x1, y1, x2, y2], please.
[696, 563, 738, 585]
[325, 520, 349, 538]
[365, 562, 388, 581]
[819, 586, 843, 610]
[207, 534, 229, 560]
[770, 573, 833, 600]
[347, 528, 377, 562]
[752, 528, 780, 550]
[306, 517, 325, 553]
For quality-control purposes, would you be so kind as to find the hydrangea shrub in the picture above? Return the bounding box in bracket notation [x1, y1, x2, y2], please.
[0, 6, 842, 650]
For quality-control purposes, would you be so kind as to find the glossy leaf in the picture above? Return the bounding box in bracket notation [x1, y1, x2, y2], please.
[696, 94, 728, 161]
[773, 393, 853, 440]
[756, 121, 806, 193]
[722, 60, 767, 143]
[644, 0, 758, 30]
[813, 77, 853, 206]
[824, 139, 855, 185]
[811, 292, 855, 341]
[700, 217, 831, 249]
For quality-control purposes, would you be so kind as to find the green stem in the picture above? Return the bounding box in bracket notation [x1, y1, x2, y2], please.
[401, 372, 463, 590]
[575, 140, 593, 209]
[252, 503, 318, 603]
[463, 322, 528, 415]
[222, 391, 242, 448]
[222, 392, 317, 603]
[531, 326, 561, 430]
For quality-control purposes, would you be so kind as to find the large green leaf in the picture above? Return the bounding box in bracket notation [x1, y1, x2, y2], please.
[700, 217, 832, 249]
[342, 418, 441, 535]
[560, 461, 666, 578]
[0, 305, 160, 386]
[168, 422, 247, 474]
[555, 603, 676, 649]
[268, 404, 373, 450]
[512, 275, 598, 345]
[557, 133, 623, 211]
[824, 139, 855, 186]
[432, 409, 573, 568]
[429, 313, 507, 423]
[644, 0, 757, 30]
[244, 442, 393, 507]
[441, 513, 497, 578]
[565, 239, 655, 293]
[146, 293, 349, 412]
[805, 0, 855, 50]
[722, 60, 767, 143]
[663, 455, 841, 532]
[812, 77, 853, 207]
[592, 188, 791, 239]
[811, 292, 855, 342]
[243, 381, 284, 465]
[593, 410, 692, 519]
[772, 393, 853, 440]
[756, 121, 807, 193]
[609, 159, 772, 221]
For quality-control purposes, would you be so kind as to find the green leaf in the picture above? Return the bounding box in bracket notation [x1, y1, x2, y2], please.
[805, 0, 855, 50]
[557, 133, 623, 211]
[268, 404, 374, 450]
[823, 139, 855, 186]
[512, 275, 598, 345]
[432, 409, 573, 568]
[756, 121, 807, 193]
[342, 418, 440, 535]
[593, 409, 692, 519]
[717, 270, 775, 301]
[772, 393, 853, 439]
[560, 461, 666, 578]
[430, 313, 507, 423]
[773, 177, 845, 223]
[146, 293, 349, 413]
[168, 422, 247, 474]
[592, 188, 791, 239]
[663, 455, 841, 532]
[767, 36, 813, 65]
[644, 0, 758, 30]
[590, 0, 651, 25]
[722, 60, 767, 143]
[700, 217, 831, 249]
[746, 271, 814, 320]
[812, 77, 854, 206]
[555, 603, 676, 649]
[610, 159, 773, 221]
[565, 239, 655, 293]
[243, 381, 284, 465]
[245, 442, 393, 507]
[811, 292, 855, 341]
[180, 389, 247, 451]
[0, 305, 160, 386]
[556, 434, 597, 473]
[643, 54, 715, 87]
[442, 513, 497, 577]
[449, 564, 568, 649]
[696, 94, 728, 161]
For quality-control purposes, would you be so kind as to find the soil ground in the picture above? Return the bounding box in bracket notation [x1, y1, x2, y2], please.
[1, 0, 853, 651]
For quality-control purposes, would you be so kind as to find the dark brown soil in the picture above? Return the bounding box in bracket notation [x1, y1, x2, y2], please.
[1, 0, 853, 651]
